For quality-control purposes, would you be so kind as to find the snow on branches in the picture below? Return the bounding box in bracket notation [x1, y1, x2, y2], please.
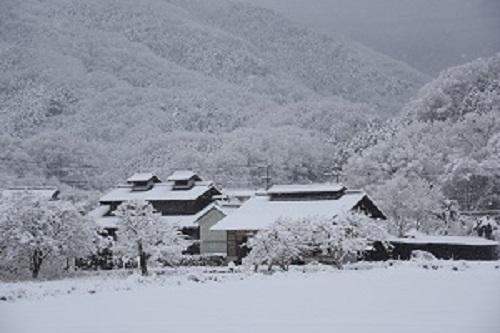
[113, 200, 189, 275]
[0, 195, 97, 279]
[243, 212, 389, 271]
[243, 218, 305, 272]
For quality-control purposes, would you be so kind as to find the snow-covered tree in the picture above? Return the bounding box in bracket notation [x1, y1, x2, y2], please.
[0, 196, 97, 279]
[0, 0, 425, 189]
[243, 218, 306, 272]
[343, 55, 500, 227]
[371, 175, 444, 237]
[301, 213, 389, 269]
[113, 200, 188, 275]
[243, 213, 389, 271]
[473, 216, 499, 240]
[433, 199, 468, 236]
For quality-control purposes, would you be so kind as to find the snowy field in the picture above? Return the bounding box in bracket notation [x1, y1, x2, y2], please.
[1, 261, 499, 333]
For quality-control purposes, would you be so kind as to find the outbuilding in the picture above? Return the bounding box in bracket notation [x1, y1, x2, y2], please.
[365, 234, 498, 261]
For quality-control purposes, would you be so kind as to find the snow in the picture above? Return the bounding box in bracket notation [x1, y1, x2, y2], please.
[167, 203, 225, 228]
[88, 205, 117, 229]
[389, 235, 498, 246]
[92, 203, 224, 229]
[88, 205, 111, 218]
[476, 216, 499, 227]
[99, 182, 215, 202]
[267, 183, 345, 194]
[217, 203, 241, 216]
[166, 170, 201, 181]
[126, 173, 158, 183]
[1, 262, 499, 333]
[223, 189, 256, 197]
[211, 192, 366, 231]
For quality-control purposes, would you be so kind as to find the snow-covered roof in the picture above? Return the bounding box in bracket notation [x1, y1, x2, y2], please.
[169, 203, 225, 228]
[1, 186, 60, 200]
[99, 182, 216, 203]
[88, 205, 114, 229]
[89, 205, 111, 218]
[267, 184, 345, 194]
[126, 173, 159, 183]
[389, 235, 498, 246]
[167, 170, 201, 182]
[223, 189, 257, 197]
[93, 215, 120, 229]
[91, 203, 225, 229]
[211, 191, 366, 231]
[217, 203, 242, 216]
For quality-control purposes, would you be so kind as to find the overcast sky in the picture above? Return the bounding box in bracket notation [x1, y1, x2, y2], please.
[244, 0, 500, 75]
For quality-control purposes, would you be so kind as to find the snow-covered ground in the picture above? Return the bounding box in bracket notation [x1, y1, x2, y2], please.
[1, 261, 499, 333]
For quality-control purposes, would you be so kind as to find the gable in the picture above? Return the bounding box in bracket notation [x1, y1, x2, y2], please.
[211, 191, 367, 231]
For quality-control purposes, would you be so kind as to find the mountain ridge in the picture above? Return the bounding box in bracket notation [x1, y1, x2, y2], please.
[0, 0, 428, 189]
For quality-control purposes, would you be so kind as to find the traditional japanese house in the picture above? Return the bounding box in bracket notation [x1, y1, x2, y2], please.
[211, 184, 386, 262]
[89, 171, 222, 253]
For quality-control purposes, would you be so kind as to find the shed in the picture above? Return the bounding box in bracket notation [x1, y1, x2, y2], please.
[366, 235, 498, 261]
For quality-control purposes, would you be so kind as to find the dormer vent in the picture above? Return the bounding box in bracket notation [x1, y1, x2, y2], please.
[167, 170, 202, 190]
[126, 173, 161, 191]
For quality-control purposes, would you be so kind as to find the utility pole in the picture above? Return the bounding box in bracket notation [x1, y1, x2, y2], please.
[263, 164, 272, 190]
[325, 165, 342, 183]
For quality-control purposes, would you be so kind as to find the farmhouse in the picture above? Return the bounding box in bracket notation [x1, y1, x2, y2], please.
[211, 184, 385, 262]
[89, 171, 222, 253]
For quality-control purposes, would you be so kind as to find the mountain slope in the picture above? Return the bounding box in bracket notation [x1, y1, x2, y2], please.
[168, 0, 428, 114]
[345, 54, 500, 212]
[0, 0, 428, 189]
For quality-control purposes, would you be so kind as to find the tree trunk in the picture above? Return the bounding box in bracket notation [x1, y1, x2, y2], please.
[397, 219, 405, 238]
[137, 240, 148, 276]
[32, 249, 43, 279]
[267, 262, 274, 272]
[332, 249, 344, 270]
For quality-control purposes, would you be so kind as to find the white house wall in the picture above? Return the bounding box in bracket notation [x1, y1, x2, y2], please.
[199, 209, 227, 255]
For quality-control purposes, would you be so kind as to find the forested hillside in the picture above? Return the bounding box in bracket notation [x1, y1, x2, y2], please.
[0, 0, 427, 190]
[344, 54, 500, 234]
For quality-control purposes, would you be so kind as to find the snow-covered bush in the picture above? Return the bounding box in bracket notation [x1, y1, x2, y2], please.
[410, 250, 437, 262]
[177, 254, 226, 267]
[302, 213, 390, 269]
[113, 200, 189, 276]
[243, 212, 389, 271]
[0, 195, 97, 280]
